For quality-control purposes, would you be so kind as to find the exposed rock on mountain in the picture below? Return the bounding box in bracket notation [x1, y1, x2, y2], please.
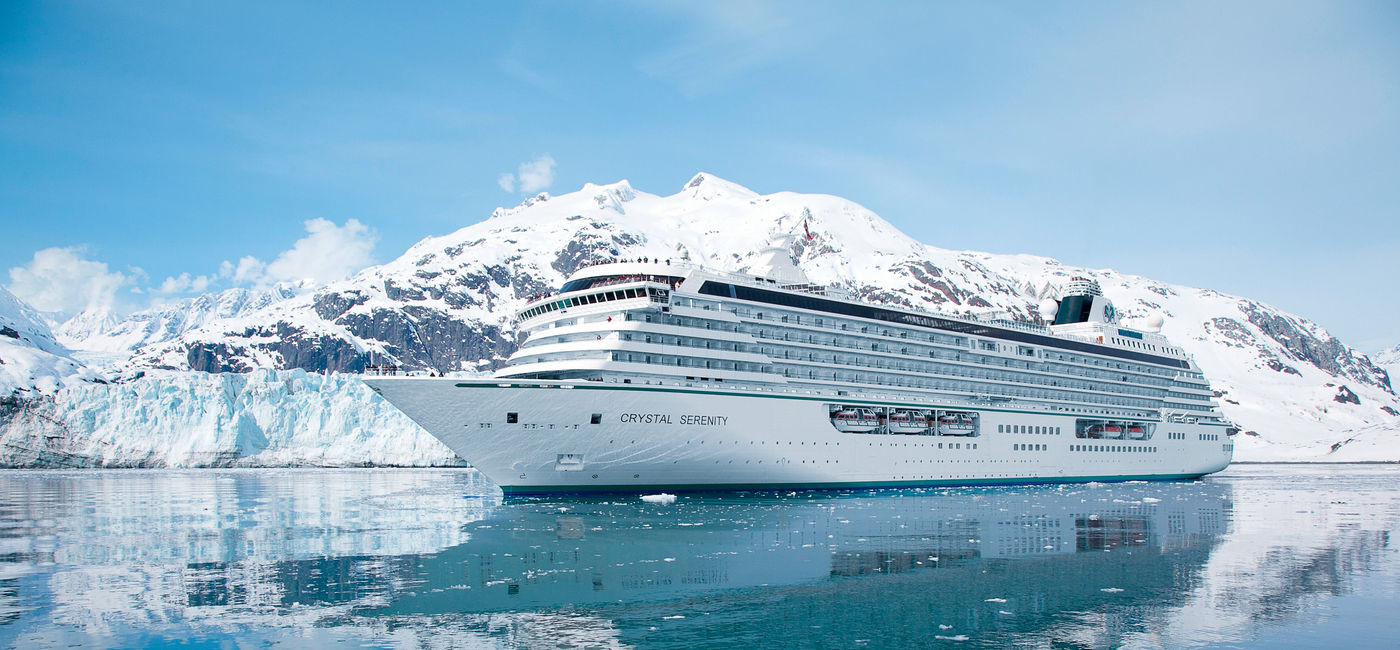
[9, 173, 1399, 464]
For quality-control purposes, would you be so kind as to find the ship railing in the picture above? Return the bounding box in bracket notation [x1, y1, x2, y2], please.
[364, 364, 400, 376]
[984, 318, 1050, 335]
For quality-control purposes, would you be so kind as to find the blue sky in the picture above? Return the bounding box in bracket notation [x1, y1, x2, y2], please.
[2, 1, 1397, 350]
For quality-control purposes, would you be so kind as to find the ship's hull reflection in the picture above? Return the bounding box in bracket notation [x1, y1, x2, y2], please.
[367, 481, 1230, 623]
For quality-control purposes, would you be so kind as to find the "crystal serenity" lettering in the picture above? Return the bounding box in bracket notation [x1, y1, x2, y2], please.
[619, 413, 729, 426]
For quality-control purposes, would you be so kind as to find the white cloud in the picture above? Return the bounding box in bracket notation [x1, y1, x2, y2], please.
[226, 218, 378, 287]
[229, 256, 268, 285]
[8, 219, 378, 322]
[157, 272, 214, 295]
[497, 154, 556, 194]
[497, 173, 517, 193]
[6, 247, 134, 317]
[517, 154, 557, 193]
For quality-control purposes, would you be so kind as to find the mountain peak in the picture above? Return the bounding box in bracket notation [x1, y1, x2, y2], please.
[579, 180, 637, 213]
[682, 173, 759, 201]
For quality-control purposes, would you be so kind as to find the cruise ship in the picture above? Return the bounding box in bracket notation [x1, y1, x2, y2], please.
[365, 236, 1235, 493]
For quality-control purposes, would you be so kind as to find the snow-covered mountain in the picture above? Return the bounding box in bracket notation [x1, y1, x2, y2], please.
[7, 173, 1399, 465]
[55, 283, 304, 365]
[0, 286, 96, 398]
[1376, 344, 1400, 392]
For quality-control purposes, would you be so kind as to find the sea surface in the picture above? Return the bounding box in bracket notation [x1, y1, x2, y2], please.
[0, 465, 1395, 649]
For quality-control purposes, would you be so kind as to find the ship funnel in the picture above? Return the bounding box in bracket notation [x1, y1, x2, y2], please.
[1053, 276, 1118, 325]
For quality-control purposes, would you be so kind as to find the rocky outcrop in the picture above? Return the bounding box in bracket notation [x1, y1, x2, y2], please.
[1242, 304, 1392, 393]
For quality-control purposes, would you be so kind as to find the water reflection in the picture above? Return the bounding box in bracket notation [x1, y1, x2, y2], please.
[0, 466, 1394, 648]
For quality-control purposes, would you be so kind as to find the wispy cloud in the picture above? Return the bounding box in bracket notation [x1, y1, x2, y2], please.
[157, 272, 215, 295]
[6, 247, 138, 318]
[227, 218, 378, 287]
[497, 58, 562, 96]
[497, 154, 557, 194]
[635, 1, 829, 97]
[7, 219, 379, 320]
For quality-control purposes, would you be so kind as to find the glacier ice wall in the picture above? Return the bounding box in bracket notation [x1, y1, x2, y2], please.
[0, 369, 458, 468]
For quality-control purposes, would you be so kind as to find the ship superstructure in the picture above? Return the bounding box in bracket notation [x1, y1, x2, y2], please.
[366, 238, 1234, 493]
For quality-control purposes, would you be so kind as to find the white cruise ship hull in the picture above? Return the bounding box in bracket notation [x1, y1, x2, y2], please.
[365, 377, 1233, 494]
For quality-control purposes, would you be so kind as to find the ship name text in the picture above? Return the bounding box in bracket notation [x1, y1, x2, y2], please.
[619, 412, 729, 426]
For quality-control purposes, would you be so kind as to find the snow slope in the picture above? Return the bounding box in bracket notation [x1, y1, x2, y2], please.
[55, 283, 303, 365]
[0, 287, 95, 398]
[1376, 344, 1400, 391]
[11, 173, 1400, 465]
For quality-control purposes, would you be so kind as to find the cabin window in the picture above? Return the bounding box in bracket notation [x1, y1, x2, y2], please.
[506, 412, 518, 424]
[590, 413, 602, 424]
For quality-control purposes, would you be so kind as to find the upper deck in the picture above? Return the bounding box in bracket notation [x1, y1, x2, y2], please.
[515, 261, 1190, 371]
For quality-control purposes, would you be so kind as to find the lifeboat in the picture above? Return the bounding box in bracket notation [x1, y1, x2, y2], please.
[830, 408, 880, 433]
[936, 413, 977, 436]
[888, 410, 930, 434]
[1126, 425, 1148, 440]
[1085, 424, 1104, 439]
[1102, 425, 1125, 439]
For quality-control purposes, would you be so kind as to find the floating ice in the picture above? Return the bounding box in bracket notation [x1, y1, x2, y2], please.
[985, 598, 1007, 603]
[935, 635, 969, 642]
[1101, 587, 1124, 593]
[641, 493, 677, 505]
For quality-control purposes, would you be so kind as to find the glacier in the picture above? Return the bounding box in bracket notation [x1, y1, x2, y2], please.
[3, 173, 1397, 466]
[0, 368, 459, 467]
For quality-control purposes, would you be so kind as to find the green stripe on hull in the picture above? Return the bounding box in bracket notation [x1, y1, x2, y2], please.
[451, 381, 1163, 423]
[498, 473, 1211, 496]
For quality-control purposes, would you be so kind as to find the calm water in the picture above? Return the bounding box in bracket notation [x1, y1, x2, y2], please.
[0, 466, 1395, 649]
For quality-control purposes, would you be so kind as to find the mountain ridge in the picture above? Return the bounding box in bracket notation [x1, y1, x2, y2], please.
[9, 173, 1398, 463]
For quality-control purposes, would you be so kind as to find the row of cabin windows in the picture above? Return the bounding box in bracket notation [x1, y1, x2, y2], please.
[754, 322, 1188, 396]
[774, 364, 1160, 411]
[610, 352, 768, 374]
[631, 316, 1186, 398]
[1014, 443, 1047, 451]
[752, 306, 1177, 378]
[754, 337, 1174, 398]
[745, 323, 1177, 387]
[765, 349, 1166, 407]
[653, 299, 1184, 382]
[618, 332, 746, 353]
[685, 292, 1187, 377]
[1112, 337, 1167, 354]
[520, 287, 663, 320]
[999, 424, 1061, 435]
